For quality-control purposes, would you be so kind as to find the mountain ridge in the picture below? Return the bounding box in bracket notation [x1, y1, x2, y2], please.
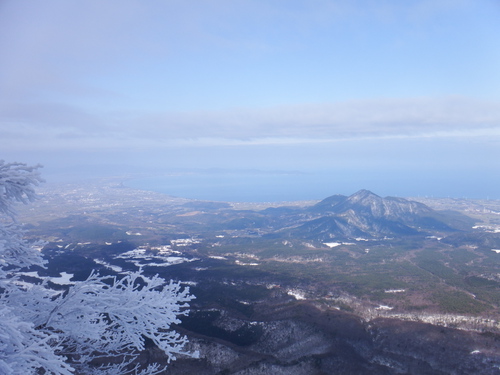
[287, 189, 474, 240]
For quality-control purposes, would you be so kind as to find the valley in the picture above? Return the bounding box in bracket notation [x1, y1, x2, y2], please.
[16, 179, 500, 374]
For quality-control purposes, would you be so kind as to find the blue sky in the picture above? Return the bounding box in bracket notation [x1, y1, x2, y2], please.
[1, 0, 500, 199]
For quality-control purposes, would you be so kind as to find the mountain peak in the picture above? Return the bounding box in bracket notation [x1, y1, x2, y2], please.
[347, 189, 381, 203]
[337, 190, 433, 221]
[356, 189, 375, 194]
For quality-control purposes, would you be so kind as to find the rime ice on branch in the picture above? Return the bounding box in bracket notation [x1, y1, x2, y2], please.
[0, 161, 195, 374]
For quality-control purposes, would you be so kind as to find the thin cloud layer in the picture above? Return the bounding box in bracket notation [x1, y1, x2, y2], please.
[125, 96, 500, 142]
[2, 96, 499, 151]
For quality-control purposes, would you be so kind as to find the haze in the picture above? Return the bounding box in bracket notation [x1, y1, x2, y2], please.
[1, 0, 500, 200]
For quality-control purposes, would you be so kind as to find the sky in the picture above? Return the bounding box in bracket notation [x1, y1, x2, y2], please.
[1, 0, 500, 200]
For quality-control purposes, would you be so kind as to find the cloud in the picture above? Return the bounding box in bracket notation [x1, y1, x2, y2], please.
[84, 96, 500, 141]
[1, 1, 498, 153]
[2, 96, 499, 152]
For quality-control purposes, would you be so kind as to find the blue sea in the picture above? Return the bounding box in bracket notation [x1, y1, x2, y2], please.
[124, 169, 499, 202]
[126, 172, 335, 202]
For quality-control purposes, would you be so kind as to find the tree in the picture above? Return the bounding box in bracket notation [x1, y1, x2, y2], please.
[0, 160, 195, 374]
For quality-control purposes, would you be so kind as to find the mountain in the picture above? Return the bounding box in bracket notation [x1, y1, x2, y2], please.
[289, 190, 473, 240]
[308, 193, 347, 213]
[312, 189, 433, 218]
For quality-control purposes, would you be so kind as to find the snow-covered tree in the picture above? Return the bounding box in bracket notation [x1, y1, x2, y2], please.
[0, 160, 195, 374]
[0, 161, 45, 276]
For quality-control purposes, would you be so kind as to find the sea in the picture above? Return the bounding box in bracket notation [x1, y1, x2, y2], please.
[125, 172, 332, 202]
[124, 169, 499, 203]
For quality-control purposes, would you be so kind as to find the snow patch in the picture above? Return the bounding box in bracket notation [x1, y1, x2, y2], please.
[324, 242, 355, 248]
[235, 260, 259, 266]
[376, 305, 393, 311]
[18, 271, 74, 285]
[171, 238, 201, 246]
[287, 289, 306, 300]
[93, 259, 123, 273]
[50, 272, 74, 285]
[115, 246, 194, 268]
[323, 242, 341, 248]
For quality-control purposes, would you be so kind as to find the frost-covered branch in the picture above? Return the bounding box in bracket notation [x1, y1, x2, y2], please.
[0, 160, 45, 283]
[0, 307, 73, 375]
[0, 223, 46, 278]
[45, 272, 194, 365]
[0, 161, 196, 374]
[0, 160, 43, 220]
